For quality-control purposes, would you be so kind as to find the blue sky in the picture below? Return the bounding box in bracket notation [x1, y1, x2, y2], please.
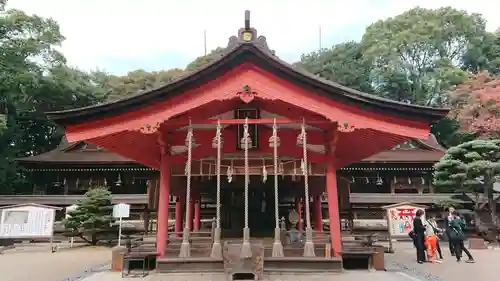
[8, 0, 500, 75]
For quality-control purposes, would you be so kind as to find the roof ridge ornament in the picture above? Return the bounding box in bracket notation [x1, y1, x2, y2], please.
[226, 10, 271, 53]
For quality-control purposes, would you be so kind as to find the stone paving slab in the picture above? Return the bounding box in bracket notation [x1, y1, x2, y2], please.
[388, 241, 498, 281]
[82, 271, 416, 281]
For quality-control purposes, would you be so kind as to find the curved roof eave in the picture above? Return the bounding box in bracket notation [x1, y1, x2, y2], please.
[46, 36, 449, 126]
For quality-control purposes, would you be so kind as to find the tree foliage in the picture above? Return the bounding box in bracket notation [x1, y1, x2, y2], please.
[63, 187, 115, 245]
[295, 42, 373, 93]
[433, 140, 500, 227]
[448, 72, 500, 139]
[361, 7, 483, 106]
[463, 30, 500, 75]
[104, 68, 185, 101]
[0, 9, 108, 194]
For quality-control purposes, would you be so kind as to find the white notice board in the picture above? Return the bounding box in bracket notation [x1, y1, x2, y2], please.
[0, 204, 57, 238]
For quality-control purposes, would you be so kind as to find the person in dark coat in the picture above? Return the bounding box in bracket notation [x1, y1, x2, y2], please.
[444, 207, 456, 256]
[448, 211, 475, 263]
[413, 209, 427, 263]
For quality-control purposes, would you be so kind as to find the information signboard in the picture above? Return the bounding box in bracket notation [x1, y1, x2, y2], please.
[0, 204, 59, 238]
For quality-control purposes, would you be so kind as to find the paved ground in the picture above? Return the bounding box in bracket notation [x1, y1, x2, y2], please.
[0, 244, 110, 281]
[387, 241, 499, 281]
[3, 241, 498, 281]
[82, 271, 417, 281]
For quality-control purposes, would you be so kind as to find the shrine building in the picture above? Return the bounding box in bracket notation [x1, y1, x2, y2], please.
[14, 11, 449, 272]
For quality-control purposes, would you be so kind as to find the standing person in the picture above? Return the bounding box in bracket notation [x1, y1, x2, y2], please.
[444, 207, 456, 256]
[427, 217, 444, 261]
[448, 211, 475, 263]
[413, 209, 427, 264]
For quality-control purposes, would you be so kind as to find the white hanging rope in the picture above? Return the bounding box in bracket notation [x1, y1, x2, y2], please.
[244, 117, 250, 230]
[210, 119, 223, 259]
[179, 120, 193, 258]
[271, 118, 284, 257]
[240, 117, 252, 258]
[301, 119, 315, 257]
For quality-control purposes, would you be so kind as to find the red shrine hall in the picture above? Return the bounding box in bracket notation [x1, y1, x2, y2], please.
[46, 12, 448, 266]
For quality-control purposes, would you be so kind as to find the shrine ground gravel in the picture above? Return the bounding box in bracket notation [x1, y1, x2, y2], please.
[0, 244, 110, 281]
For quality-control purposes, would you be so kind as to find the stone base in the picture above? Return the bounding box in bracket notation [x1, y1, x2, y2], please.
[468, 238, 487, 250]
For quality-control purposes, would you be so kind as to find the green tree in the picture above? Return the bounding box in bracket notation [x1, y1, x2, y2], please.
[361, 7, 484, 106]
[185, 47, 225, 72]
[63, 187, 115, 245]
[463, 30, 500, 75]
[104, 68, 185, 101]
[295, 42, 373, 93]
[433, 140, 500, 231]
[0, 9, 107, 194]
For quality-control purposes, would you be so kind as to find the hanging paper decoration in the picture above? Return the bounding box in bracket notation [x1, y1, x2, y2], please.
[104, 178, 108, 186]
[351, 176, 355, 183]
[208, 164, 213, 180]
[279, 162, 285, 178]
[393, 176, 397, 184]
[262, 160, 268, 183]
[89, 178, 93, 186]
[227, 166, 233, 183]
[421, 177, 425, 185]
[365, 177, 369, 184]
[300, 159, 305, 175]
[408, 177, 412, 184]
[115, 174, 122, 187]
[376, 173, 383, 186]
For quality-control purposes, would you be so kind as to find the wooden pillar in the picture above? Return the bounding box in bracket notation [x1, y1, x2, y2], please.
[194, 194, 201, 231]
[296, 197, 303, 231]
[142, 206, 150, 233]
[175, 197, 182, 237]
[314, 195, 323, 232]
[326, 162, 342, 257]
[156, 152, 171, 257]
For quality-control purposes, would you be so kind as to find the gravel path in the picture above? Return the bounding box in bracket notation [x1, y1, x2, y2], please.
[0, 245, 110, 281]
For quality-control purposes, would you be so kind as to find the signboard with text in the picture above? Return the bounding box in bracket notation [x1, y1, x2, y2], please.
[383, 202, 426, 238]
[0, 204, 59, 238]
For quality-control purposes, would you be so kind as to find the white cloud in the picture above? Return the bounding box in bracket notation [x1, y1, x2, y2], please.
[6, 0, 500, 74]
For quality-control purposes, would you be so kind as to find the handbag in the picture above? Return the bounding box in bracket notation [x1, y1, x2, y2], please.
[408, 230, 416, 240]
[448, 228, 465, 241]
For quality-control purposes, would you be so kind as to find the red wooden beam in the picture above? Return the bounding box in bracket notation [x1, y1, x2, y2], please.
[169, 127, 325, 146]
[168, 126, 328, 164]
[164, 118, 332, 126]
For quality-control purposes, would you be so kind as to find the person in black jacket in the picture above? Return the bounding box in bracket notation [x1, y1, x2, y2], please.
[444, 207, 456, 256]
[413, 209, 426, 263]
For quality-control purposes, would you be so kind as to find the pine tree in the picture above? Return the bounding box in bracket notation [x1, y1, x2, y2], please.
[63, 186, 115, 245]
[433, 140, 500, 237]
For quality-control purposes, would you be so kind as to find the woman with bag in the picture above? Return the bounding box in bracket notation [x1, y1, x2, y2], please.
[412, 209, 427, 264]
[448, 211, 475, 263]
[425, 217, 443, 262]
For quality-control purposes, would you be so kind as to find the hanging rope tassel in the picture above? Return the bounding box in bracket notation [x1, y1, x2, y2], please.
[240, 117, 252, 258]
[210, 119, 223, 259]
[271, 118, 284, 257]
[301, 120, 316, 257]
[179, 121, 193, 258]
